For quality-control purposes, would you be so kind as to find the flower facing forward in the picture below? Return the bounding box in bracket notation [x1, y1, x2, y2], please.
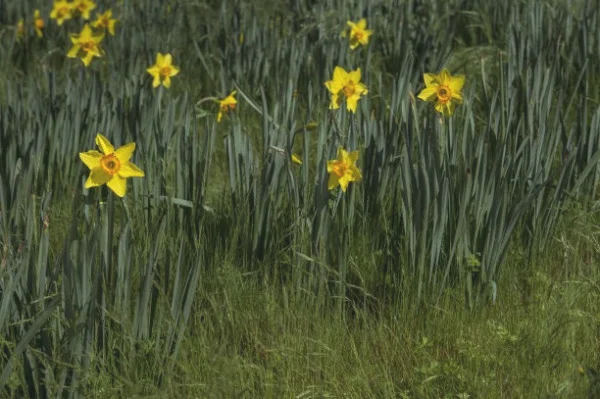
[147, 53, 180, 88]
[67, 24, 104, 66]
[92, 9, 117, 36]
[33, 10, 45, 38]
[327, 147, 362, 192]
[343, 18, 372, 50]
[79, 134, 144, 197]
[72, 0, 96, 20]
[417, 69, 465, 117]
[325, 66, 368, 113]
[216, 91, 237, 122]
[50, 0, 74, 25]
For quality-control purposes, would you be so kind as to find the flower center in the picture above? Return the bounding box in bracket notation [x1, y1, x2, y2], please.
[100, 17, 109, 27]
[343, 82, 356, 98]
[82, 40, 96, 52]
[100, 154, 121, 176]
[331, 161, 347, 177]
[353, 29, 364, 41]
[436, 85, 451, 103]
[35, 19, 45, 29]
[221, 103, 236, 113]
[160, 66, 172, 77]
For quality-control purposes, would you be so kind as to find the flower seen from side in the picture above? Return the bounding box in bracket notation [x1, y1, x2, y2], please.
[216, 91, 237, 122]
[79, 134, 145, 198]
[324, 66, 368, 113]
[67, 23, 104, 67]
[92, 9, 117, 35]
[146, 53, 180, 88]
[327, 147, 362, 192]
[34, 10, 44, 38]
[343, 18, 372, 50]
[16, 19, 25, 41]
[50, 0, 74, 25]
[417, 68, 465, 117]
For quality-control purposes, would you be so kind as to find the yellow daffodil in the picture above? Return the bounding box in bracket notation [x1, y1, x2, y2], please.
[72, 0, 96, 20]
[79, 134, 144, 198]
[216, 91, 237, 122]
[146, 53, 180, 89]
[417, 68, 465, 117]
[50, 0, 74, 25]
[92, 9, 117, 36]
[327, 147, 362, 192]
[343, 18, 372, 50]
[33, 10, 44, 38]
[67, 23, 104, 66]
[16, 19, 25, 41]
[324, 66, 368, 113]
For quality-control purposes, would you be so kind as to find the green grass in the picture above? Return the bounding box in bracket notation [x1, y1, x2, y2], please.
[1, 0, 600, 397]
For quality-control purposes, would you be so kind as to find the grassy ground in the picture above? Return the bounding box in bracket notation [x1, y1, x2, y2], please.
[1, 0, 600, 397]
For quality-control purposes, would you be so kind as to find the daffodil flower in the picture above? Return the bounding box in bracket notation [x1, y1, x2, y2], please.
[33, 10, 44, 38]
[72, 0, 96, 20]
[327, 147, 362, 192]
[50, 0, 74, 25]
[216, 91, 237, 122]
[344, 18, 372, 50]
[417, 69, 465, 117]
[67, 24, 104, 67]
[147, 53, 180, 89]
[79, 134, 145, 198]
[324, 66, 368, 113]
[92, 9, 117, 36]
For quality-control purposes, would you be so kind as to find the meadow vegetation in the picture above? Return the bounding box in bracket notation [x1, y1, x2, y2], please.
[1, 0, 600, 397]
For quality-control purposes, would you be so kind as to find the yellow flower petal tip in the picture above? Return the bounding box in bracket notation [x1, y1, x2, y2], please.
[326, 147, 362, 192]
[291, 153, 302, 165]
[147, 52, 179, 89]
[417, 68, 465, 117]
[344, 18, 373, 50]
[80, 134, 144, 197]
[324, 66, 368, 113]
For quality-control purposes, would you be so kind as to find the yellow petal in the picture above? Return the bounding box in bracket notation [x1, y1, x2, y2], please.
[417, 86, 437, 102]
[291, 153, 302, 165]
[114, 142, 136, 163]
[358, 19, 367, 28]
[85, 167, 111, 188]
[169, 65, 180, 77]
[449, 74, 465, 94]
[156, 52, 164, 65]
[67, 45, 80, 58]
[163, 53, 173, 66]
[217, 110, 223, 122]
[119, 162, 145, 178]
[329, 94, 341, 110]
[348, 68, 362, 84]
[95, 134, 114, 154]
[338, 174, 351, 192]
[350, 165, 362, 181]
[346, 96, 359, 113]
[328, 173, 340, 190]
[439, 69, 452, 85]
[79, 150, 102, 170]
[347, 150, 359, 164]
[152, 75, 161, 88]
[332, 66, 348, 83]
[107, 175, 127, 197]
[423, 73, 438, 87]
[163, 76, 171, 88]
[325, 80, 344, 95]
